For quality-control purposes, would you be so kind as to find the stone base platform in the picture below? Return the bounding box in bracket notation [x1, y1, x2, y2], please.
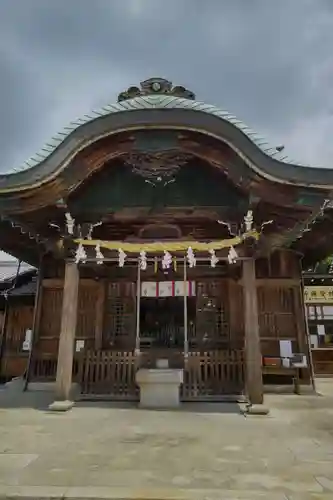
[136, 368, 183, 408]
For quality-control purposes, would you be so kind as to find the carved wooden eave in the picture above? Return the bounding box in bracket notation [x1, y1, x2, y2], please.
[0, 78, 332, 266]
[0, 131, 328, 214]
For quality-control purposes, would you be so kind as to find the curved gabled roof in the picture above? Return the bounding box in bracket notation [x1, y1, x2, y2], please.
[1, 91, 333, 192]
[12, 94, 298, 172]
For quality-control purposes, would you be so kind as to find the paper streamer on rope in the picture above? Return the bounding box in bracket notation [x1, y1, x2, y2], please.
[162, 251, 172, 269]
[74, 230, 259, 253]
[139, 250, 147, 270]
[209, 249, 219, 267]
[118, 248, 127, 267]
[75, 243, 87, 264]
[95, 244, 104, 265]
[187, 247, 196, 268]
[228, 246, 238, 264]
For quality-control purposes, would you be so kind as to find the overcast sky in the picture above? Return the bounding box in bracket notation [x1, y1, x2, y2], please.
[0, 0, 333, 175]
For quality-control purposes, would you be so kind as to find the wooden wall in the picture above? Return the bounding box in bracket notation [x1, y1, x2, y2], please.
[0, 249, 309, 382]
[255, 250, 306, 359]
[37, 279, 101, 355]
[34, 251, 305, 359]
[0, 301, 34, 379]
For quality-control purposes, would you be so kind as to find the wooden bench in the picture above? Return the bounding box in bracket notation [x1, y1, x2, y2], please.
[262, 365, 301, 394]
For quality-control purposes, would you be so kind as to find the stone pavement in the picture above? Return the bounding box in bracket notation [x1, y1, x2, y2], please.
[0, 380, 332, 499]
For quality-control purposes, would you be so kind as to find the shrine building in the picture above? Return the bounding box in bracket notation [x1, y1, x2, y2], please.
[1, 78, 333, 412]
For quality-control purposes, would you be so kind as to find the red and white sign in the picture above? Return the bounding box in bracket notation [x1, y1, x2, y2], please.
[141, 281, 196, 298]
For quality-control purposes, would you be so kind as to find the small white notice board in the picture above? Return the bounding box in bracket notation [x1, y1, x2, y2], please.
[279, 340, 293, 359]
[75, 340, 85, 352]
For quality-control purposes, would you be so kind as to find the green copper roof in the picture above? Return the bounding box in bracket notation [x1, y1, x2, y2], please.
[2, 75, 333, 193]
[8, 94, 303, 175]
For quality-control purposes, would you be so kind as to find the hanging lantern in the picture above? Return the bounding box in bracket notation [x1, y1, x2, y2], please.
[95, 244, 104, 265]
[139, 250, 147, 271]
[75, 243, 87, 264]
[227, 246, 238, 264]
[162, 250, 172, 269]
[65, 212, 75, 235]
[118, 248, 127, 267]
[209, 249, 219, 268]
[187, 247, 196, 268]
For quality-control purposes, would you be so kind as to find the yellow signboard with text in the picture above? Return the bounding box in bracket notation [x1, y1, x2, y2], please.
[304, 286, 333, 304]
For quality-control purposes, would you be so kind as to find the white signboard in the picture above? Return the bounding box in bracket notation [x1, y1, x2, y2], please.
[282, 358, 291, 368]
[22, 329, 32, 352]
[279, 340, 293, 359]
[75, 340, 85, 352]
[141, 281, 196, 298]
[317, 324, 326, 336]
[310, 334, 318, 349]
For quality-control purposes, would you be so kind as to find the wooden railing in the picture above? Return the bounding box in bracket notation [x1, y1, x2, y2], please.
[29, 349, 244, 399]
[182, 350, 244, 399]
[79, 349, 244, 399]
[31, 354, 81, 382]
[79, 350, 137, 398]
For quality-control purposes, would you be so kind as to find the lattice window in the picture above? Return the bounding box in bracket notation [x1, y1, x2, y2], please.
[76, 283, 99, 339]
[258, 286, 296, 339]
[195, 281, 230, 347]
[103, 282, 135, 348]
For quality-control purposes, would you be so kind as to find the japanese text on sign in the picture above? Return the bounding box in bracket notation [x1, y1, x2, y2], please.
[304, 286, 333, 304]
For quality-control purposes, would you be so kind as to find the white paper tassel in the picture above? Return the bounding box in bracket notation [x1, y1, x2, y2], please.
[244, 210, 253, 232]
[95, 244, 104, 265]
[162, 250, 172, 269]
[209, 249, 219, 268]
[329, 260, 333, 274]
[65, 212, 75, 235]
[75, 243, 87, 264]
[118, 248, 127, 267]
[139, 250, 147, 271]
[227, 246, 238, 264]
[87, 221, 102, 240]
[187, 247, 196, 268]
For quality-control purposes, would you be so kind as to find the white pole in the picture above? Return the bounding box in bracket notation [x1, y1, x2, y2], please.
[135, 262, 141, 356]
[183, 257, 189, 363]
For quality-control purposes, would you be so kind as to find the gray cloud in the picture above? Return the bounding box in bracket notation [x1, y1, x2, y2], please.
[0, 0, 333, 171]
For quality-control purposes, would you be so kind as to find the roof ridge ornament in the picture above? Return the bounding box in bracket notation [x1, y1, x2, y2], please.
[117, 77, 196, 102]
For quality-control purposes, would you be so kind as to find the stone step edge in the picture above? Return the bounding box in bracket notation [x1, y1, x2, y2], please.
[0, 486, 331, 500]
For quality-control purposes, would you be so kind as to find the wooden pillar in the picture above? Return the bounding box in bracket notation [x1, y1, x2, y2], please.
[24, 256, 44, 390]
[51, 262, 79, 409]
[183, 257, 189, 362]
[243, 258, 267, 412]
[135, 262, 141, 355]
